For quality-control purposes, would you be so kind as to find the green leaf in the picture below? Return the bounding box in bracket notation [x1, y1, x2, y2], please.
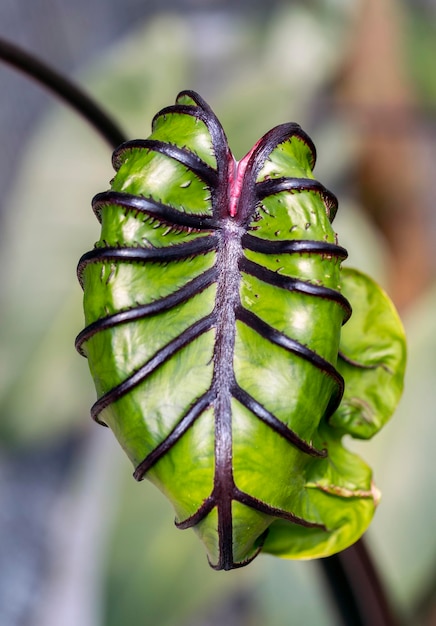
[330, 268, 407, 439]
[78, 92, 406, 570]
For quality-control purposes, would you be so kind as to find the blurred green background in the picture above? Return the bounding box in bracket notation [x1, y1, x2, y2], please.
[1, 0, 436, 624]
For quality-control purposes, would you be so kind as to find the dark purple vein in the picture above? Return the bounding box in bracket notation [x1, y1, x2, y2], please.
[133, 390, 215, 481]
[256, 177, 338, 219]
[234, 488, 326, 529]
[236, 306, 344, 417]
[76, 266, 218, 355]
[151, 103, 211, 128]
[210, 219, 242, 571]
[242, 234, 348, 259]
[90, 313, 215, 425]
[155, 91, 231, 171]
[112, 139, 218, 187]
[239, 256, 352, 322]
[92, 190, 218, 230]
[76, 236, 218, 286]
[231, 384, 327, 457]
[214, 538, 266, 571]
[175, 496, 216, 530]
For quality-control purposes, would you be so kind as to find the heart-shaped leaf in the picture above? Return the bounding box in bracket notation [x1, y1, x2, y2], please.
[77, 91, 406, 570]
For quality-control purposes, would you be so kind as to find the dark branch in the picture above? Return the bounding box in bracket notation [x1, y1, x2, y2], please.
[320, 538, 400, 626]
[0, 37, 126, 148]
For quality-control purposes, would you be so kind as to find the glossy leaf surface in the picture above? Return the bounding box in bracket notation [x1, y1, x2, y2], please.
[77, 91, 406, 570]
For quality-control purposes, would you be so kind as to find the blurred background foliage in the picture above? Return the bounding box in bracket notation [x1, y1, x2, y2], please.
[0, 0, 436, 624]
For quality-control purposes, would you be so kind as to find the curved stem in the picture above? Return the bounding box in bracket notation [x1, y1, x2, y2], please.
[320, 538, 401, 626]
[0, 37, 127, 149]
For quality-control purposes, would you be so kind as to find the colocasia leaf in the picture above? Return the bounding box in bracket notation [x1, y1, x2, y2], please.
[76, 91, 406, 570]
